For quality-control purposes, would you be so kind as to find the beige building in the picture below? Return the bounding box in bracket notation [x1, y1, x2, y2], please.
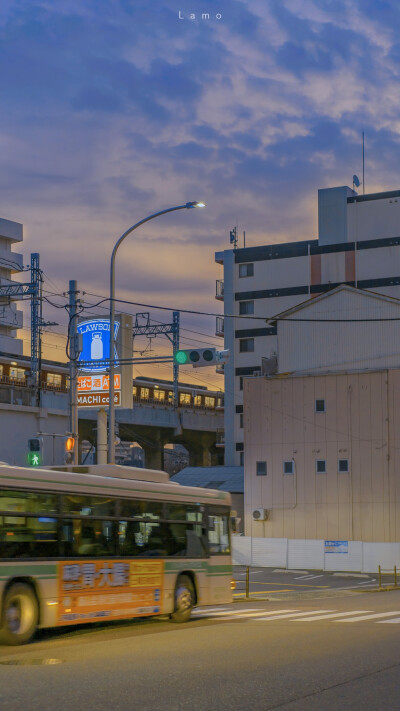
[239, 286, 400, 571]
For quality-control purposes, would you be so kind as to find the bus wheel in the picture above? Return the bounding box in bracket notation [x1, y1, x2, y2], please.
[0, 583, 39, 645]
[170, 575, 195, 623]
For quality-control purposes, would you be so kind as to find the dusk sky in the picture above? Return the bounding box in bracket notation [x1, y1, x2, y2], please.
[2, 0, 400, 388]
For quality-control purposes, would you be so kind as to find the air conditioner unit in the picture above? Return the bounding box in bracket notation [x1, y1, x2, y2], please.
[252, 508, 269, 521]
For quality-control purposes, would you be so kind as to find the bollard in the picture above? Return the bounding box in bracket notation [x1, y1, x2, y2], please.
[378, 564, 382, 588]
[246, 566, 250, 600]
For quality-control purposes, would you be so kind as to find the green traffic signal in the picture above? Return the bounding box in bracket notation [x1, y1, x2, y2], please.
[175, 351, 189, 365]
[28, 452, 41, 467]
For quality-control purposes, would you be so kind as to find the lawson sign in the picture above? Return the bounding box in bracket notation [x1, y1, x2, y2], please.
[77, 319, 119, 373]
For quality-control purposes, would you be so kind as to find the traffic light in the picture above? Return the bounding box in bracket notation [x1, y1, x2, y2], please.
[174, 348, 229, 368]
[27, 438, 42, 467]
[64, 435, 75, 464]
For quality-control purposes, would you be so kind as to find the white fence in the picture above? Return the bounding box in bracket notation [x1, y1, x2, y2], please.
[232, 537, 400, 573]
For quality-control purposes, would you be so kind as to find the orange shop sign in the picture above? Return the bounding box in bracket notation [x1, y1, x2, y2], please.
[78, 374, 120, 392]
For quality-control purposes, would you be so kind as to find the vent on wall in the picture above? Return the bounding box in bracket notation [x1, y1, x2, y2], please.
[252, 508, 269, 521]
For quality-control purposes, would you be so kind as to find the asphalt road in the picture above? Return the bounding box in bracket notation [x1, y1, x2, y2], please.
[1, 588, 400, 710]
[232, 566, 381, 599]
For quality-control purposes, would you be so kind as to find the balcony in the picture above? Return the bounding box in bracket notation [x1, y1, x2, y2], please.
[215, 316, 224, 337]
[215, 428, 225, 448]
[215, 279, 224, 300]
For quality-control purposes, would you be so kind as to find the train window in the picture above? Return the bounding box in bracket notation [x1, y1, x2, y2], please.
[204, 397, 215, 408]
[168, 391, 174, 402]
[9, 367, 25, 381]
[47, 373, 62, 387]
[179, 393, 191, 405]
[140, 388, 150, 399]
[133, 386, 137, 396]
[194, 395, 202, 407]
[153, 389, 165, 401]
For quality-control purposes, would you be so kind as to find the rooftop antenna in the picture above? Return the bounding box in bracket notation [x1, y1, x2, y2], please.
[362, 130, 365, 194]
[229, 226, 238, 249]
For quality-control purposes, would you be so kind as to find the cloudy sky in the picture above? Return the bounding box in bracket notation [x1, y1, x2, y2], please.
[2, 0, 399, 385]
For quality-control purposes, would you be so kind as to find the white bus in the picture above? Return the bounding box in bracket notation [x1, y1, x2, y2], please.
[0, 463, 233, 645]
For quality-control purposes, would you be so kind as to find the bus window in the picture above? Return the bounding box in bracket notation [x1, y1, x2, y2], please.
[0, 490, 59, 516]
[120, 500, 162, 519]
[62, 520, 116, 557]
[207, 507, 230, 555]
[62, 495, 115, 518]
[0, 516, 59, 558]
[165, 503, 204, 523]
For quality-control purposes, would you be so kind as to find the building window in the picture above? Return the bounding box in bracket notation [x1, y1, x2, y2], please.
[179, 393, 191, 405]
[153, 389, 165, 401]
[338, 459, 349, 473]
[283, 461, 294, 475]
[239, 263, 254, 278]
[240, 452, 244, 466]
[256, 461, 267, 476]
[9, 366, 25, 381]
[239, 377, 243, 391]
[316, 460, 326, 474]
[239, 413, 244, 429]
[194, 395, 202, 407]
[140, 388, 150, 399]
[239, 338, 254, 353]
[239, 301, 254, 315]
[315, 399, 325, 412]
[204, 396, 215, 408]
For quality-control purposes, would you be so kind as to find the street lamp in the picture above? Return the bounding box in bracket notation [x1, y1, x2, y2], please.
[108, 201, 206, 463]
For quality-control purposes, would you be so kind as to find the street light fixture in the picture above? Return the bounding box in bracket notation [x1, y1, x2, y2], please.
[108, 201, 206, 463]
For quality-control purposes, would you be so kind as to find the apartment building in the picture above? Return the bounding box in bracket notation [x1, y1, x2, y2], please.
[215, 185, 400, 465]
[0, 217, 24, 354]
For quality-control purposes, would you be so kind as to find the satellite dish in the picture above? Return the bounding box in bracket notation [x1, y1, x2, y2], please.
[353, 174, 360, 187]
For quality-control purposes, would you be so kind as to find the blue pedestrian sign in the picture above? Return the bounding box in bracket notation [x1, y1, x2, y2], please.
[77, 319, 119, 372]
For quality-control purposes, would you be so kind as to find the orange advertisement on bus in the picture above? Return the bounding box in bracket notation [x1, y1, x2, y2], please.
[57, 559, 164, 625]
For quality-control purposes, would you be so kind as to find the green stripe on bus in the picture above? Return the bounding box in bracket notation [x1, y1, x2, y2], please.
[0, 563, 57, 576]
[0, 474, 227, 500]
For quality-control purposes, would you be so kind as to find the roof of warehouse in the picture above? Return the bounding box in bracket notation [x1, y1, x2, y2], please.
[171, 466, 244, 493]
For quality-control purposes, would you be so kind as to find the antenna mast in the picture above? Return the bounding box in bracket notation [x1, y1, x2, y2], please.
[362, 131, 365, 195]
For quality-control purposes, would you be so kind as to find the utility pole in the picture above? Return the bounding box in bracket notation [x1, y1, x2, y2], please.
[172, 311, 180, 408]
[67, 280, 79, 464]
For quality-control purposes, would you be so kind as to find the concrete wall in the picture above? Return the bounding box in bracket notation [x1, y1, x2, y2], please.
[232, 536, 400, 573]
[0, 404, 69, 466]
[244, 370, 400, 545]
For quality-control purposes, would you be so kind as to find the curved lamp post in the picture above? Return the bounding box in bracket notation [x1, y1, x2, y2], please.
[108, 201, 206, 463]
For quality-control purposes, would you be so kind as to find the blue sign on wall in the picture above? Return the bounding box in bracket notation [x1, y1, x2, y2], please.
[77, 319, 119, 372]
[324, 540, 348, 554]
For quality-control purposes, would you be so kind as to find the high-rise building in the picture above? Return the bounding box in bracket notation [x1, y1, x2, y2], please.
[215, 185, 400, 465]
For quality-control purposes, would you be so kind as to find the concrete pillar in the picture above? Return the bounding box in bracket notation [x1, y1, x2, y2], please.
[97, 408, 108, 464]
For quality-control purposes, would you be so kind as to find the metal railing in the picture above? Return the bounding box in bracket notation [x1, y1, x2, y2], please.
[378, 565, 398, 588]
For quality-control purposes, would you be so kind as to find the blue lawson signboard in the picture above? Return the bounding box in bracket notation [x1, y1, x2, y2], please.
[77, 319, 119, 372]
[324, 540, 348, 554]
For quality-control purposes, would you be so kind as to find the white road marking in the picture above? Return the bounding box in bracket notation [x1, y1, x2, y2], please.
[337, 611, 400, 622]
[293, 610, 372, 621]
[357, 580, 376, 586]
[252, 610, 337, 621]
[216, 609, 300, 620]
[193, 607, 232, 614]
[303, 575, 324, 580]
[294, 575, 315, 580]
[376, 617, 400, 624]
